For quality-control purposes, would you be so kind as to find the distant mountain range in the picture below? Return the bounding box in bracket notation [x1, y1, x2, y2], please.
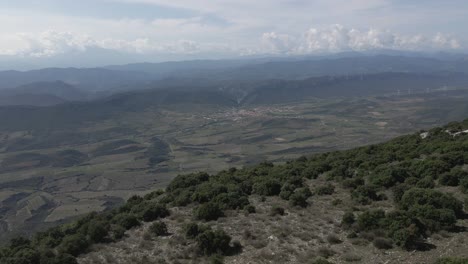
[0, 68, 150, 92]
[0, 54, 468, 107]
[0, 81, 89, 106]
[0, 71, 467, 131]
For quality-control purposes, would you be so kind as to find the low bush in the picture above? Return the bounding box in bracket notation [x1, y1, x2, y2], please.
[244, 205, 256, 214]
[315, 184, 335, 195]
[357, 210, 385, 230]
[196, 229, 232, 256]
[112, 213, 140, 230]
[341, 212, 355, 228]
[57, 234, 89, 257]
[289, 187, 312, 207]
[326, 234, 342, 244]
[270, 206, 285, 216]
[195, 202, 224, 221]
[149, 222, 168, 236]
[252, 179, 282, 196]
[373, 237, 393, 249]
[351, 185, 380, 205]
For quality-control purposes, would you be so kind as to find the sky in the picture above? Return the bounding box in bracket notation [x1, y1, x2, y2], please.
[0, 0, 467, 67]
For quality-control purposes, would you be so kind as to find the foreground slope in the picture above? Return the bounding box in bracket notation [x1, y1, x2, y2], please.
[1, 119, 468, 264]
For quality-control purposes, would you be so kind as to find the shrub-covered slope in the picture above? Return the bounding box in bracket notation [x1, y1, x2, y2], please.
[1, 119, 468, 264]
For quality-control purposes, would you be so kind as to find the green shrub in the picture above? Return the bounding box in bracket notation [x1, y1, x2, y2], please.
[399, 188, 464, 218]
[143, 189, 164, 200]
[357, 210, 385, 230]
[289, 187, 312, 207]
[315, 184, 335, 195]
[58, 234, 89, 256]
[111, 226, 126, 240]
[87, 221, 109, 243]
[119, 195, 144, 212]
[373, 237, 393, 249]
[370, 167, 407, 187]
[461, 176, 468, 193]
[113, 214, 141, 230]
[149, 222, 168, 236]
[342, 177, 365, 189]
[9, 248, 40, 264]
[184, 223, 203, 239]
[341, 212, 355, 228]
[252, 179, 281, 196]
[50, 253, 78, 264]
[196, 229, 232, 255]
[167, 172, 210, 191]
[191, 183, 228, 203]
[195, 202, 224, 221]
[279, 183, 295, 200]
[270, 206, 285, 216]
[244, 205, 256, 214]
[212, 192, 249, 210]
[408, 205, 457, 231]
[140, 203, 170, 222]
[352, 185, 380, 205]
[416, 176, 435, 189]
[439, 172, 460, 186]
[404, 177, 419, 185]
[383, 211, 425, 249]
[302, 165, 327, 179]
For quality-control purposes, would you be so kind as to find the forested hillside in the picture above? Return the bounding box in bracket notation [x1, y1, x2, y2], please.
[1, 119, 468, 264]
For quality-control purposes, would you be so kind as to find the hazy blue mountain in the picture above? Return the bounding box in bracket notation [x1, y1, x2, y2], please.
[239, 72, 468, 104]
[0, 94, 66, 107]
[216, 55, 468, 81]
[0, 68, 151, 92]
[0, 81, 88, 102]
[101, 55, 468, 85]
[0, 71, 466, 130]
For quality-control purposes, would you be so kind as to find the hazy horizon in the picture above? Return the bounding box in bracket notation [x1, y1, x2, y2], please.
[1, 0, 467, 69]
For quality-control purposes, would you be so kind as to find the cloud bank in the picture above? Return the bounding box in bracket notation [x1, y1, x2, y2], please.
[0, 31, 207, 58]
[1, 25, 461, 59]
[0, 0, 466, 65]
[262, 25, 461, 55]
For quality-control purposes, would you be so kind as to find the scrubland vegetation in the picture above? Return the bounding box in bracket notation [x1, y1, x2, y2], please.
[1, 119, 468, 263]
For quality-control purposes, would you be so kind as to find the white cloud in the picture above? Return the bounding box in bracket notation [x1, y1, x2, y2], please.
[261, 32, 297, 54]
[0, 30, 206, 58]
[0, 0, 465, 63]
[261, 25, 463, 55]
[0, 25, 463, 59]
